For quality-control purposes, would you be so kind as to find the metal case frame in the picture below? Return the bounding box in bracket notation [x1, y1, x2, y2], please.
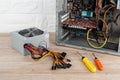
[56, 0, 120, 56]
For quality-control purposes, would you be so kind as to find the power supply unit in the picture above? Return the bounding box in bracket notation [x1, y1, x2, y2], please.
[11, 27, 49, 56]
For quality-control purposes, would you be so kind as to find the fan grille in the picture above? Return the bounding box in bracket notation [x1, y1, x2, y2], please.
[19, 28, 44, 37]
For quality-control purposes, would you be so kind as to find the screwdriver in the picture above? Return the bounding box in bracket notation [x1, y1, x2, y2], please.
[77, 52, 96, 73]
[92, 53, 104, 71]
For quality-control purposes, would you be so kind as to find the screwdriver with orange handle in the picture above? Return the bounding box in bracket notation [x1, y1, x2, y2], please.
[77, 52, 96, 73]
[92, 53, 104, 71]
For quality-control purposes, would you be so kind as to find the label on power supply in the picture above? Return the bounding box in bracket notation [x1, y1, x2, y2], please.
[117, 0, 120, 9]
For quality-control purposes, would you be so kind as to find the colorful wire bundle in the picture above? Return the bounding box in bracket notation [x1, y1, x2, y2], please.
[24, 43, 72, 70]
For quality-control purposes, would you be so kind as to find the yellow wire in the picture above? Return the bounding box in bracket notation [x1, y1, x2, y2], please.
[98, 0, 103, 9]
[38, 52, 52, 61]
[87, 29, 108, 48]
[87, 3, 115, 49]
[87, 19, 108, 48]
[104, 5, 115, 21]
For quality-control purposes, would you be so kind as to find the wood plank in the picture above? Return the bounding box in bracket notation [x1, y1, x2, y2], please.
[0, 33, 120, 80]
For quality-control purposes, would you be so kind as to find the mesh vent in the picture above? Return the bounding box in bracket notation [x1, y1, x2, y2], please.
[19, 28, 44, 37]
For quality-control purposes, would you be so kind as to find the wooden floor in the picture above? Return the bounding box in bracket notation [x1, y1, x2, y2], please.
[0, 33, 120, 80]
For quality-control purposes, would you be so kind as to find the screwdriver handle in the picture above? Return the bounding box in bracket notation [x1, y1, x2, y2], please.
[82, 57, 96, 73]
[95, 58, 104, 71]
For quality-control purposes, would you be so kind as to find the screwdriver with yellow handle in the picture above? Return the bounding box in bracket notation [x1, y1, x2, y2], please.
[77, 52, 96, 73]
[92, 53, 104, 71]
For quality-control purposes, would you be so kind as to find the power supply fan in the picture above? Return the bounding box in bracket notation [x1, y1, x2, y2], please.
[19, 28, 44, 37]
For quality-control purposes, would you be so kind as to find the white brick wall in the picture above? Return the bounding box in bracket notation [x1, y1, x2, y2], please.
[0, 0, 56, 32]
